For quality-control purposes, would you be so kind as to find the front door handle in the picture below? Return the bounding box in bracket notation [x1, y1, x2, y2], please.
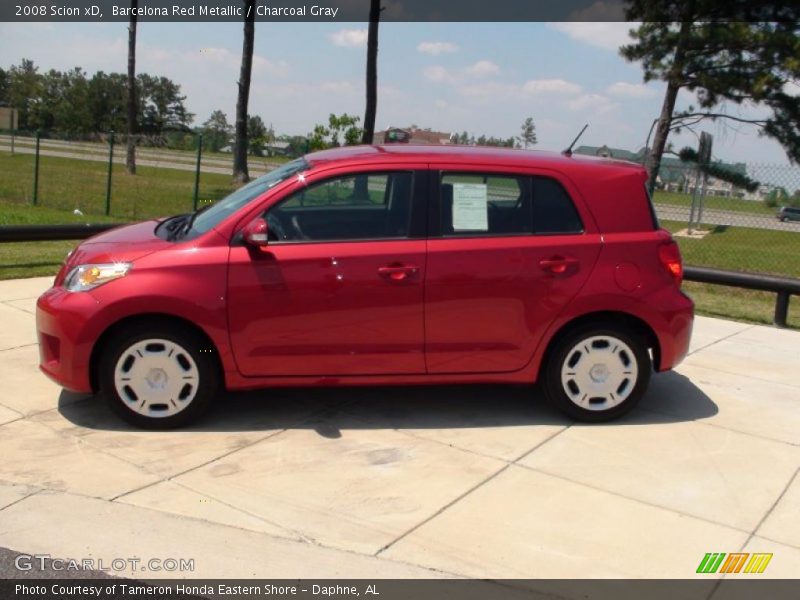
[378, 264, 419, 281]
[539, 256, 579, 274]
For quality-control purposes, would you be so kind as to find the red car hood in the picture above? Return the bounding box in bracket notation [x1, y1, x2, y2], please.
[67, 220, 168, 266]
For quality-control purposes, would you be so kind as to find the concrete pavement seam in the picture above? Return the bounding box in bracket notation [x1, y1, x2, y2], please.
[638, 406, 800, 448]
[0, 488, 41, 513]
[742, 466, 800, 551]
[517, 463, 754, 536]
[687, 324, 757, 356]
[374, 426, 572, 557]
[0, 343, 38, 353]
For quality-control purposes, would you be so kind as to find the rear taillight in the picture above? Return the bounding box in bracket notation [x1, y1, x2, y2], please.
[659, 240, 683, 286]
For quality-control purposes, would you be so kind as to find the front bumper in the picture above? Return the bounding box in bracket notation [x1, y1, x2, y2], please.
[36, 285, 100, 393]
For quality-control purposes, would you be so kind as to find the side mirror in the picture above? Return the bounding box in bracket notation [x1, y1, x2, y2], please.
[242, 217, 269, 247]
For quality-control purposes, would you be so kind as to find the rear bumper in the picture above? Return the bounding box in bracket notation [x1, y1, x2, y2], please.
[654, 290, 694, 371]
[36, 286, 98, 393]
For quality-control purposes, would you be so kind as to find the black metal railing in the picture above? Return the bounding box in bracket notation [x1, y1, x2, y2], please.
[0, 223, 125, 242]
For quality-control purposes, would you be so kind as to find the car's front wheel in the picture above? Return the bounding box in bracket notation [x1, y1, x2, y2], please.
[99, 323, 219, 429]
[542, 323, 651, 422]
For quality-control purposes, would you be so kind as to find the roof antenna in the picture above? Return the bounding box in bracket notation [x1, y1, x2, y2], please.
[562, 123, 589, 157]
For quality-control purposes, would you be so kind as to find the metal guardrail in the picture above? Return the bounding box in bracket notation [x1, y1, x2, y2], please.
[683, 266, 799, 328]
[0, 224, 796, 327]
[0, 223, 125, 242]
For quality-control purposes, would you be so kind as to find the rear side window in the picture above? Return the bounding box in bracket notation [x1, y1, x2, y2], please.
[531, 177, 583, 234]
[439, 172, 582, 236]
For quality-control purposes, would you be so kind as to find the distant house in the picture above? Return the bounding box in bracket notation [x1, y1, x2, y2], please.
[0, 106, 19, 131]
[374, 126, 452, 145]
[574, 144, 754, 199]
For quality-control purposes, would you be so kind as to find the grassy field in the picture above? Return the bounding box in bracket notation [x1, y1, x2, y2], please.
[653, 190, 776, 216]
[661, 220, 800, 278]
[0, 152, 237, 220]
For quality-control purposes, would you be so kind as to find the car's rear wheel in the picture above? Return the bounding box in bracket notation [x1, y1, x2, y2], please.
[542, 323, 651, 422]
[99, 324, 218, 429]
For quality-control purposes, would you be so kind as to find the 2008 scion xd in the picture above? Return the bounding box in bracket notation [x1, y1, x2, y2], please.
[37, 145, 693, 428]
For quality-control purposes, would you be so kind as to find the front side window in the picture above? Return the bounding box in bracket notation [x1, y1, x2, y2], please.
[266, 172, 413, 242]
[439, 172, 582, 236]
[190, 158, 309, 236]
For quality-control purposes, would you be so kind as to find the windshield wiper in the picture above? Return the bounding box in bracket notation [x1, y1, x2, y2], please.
[160, 214, 190, 241]
[174, 204, 212, 240]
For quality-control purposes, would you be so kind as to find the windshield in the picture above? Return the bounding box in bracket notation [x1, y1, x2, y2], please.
[188, 158, 309, 236]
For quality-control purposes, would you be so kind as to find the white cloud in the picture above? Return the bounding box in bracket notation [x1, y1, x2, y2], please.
[606, 81, 657, 98]
[522, 79, 582, 95]
[424, 60, 501, 85]
[783, 80, 800, 97]
[465, 60, 500, 78]
[423, 65, 455, 84]
[568, 93, 617, 113]
[191, 47, 289, 77]
[417, 41, 459, 55]
[548, 22, 635, 51]
[319, 81, 356, 95]
[457, 82, 518, 101]
[328, 28, 368, 48]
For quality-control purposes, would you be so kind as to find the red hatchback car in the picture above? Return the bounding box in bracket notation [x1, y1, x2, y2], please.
[36, 145, 693, 428]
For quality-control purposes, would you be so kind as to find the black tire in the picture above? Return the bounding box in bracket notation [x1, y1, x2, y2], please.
[541, 322, 651, 423]
[98, 322, 219, 429]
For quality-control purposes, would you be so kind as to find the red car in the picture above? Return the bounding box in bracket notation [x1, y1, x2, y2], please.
[36, 145, 693, 428]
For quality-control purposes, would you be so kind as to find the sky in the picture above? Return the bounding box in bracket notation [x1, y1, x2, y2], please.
[0, 20, 794, 165]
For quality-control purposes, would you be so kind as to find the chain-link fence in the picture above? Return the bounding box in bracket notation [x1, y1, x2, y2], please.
[0, 129, 296, 221]
[652, 162, 800, 280]
[1, 130, 799, 280]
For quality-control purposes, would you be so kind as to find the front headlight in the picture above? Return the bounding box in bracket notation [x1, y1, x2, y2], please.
[63, 263, 132, 292]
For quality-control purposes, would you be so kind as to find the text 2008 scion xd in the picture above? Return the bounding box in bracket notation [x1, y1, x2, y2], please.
[37, 145, 693, 428]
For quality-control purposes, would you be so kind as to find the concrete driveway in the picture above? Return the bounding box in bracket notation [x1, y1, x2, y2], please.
[0, 276, 798, 580]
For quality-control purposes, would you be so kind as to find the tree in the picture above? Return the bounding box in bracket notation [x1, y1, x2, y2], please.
[203, 110, 232, 152]
[233, 0, 255, 184]
[137, 74, 193, 134]
[126, 0, 138, 174]
[247, 114, 270, 156]
[0, 68, 9, 106]
[621, 2, 800, 193]
[518, 117, 537, 149]
[327, 113, 362, 146]
[7, 59, 41, 130]
[307, 114, 363, 150]
[361, 0, 382, 144]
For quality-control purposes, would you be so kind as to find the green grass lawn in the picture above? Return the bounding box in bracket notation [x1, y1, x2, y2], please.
[0, 151, 238, 221]
[661, 220, 800, 278]
[653, 190, 776, 216]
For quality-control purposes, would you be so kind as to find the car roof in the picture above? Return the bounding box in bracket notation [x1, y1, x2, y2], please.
[304, 144, 646, 175]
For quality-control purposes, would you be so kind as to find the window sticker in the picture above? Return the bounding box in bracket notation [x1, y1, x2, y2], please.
[452, 183, 488, 231]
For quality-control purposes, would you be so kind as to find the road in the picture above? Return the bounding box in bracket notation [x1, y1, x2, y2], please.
[2, 136, 799, 233]
[0, 135, 281, 177]
[655, 203, 800, 232]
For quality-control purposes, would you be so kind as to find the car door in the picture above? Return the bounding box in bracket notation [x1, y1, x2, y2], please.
[424, 165, 601, 374]
[227, 167, 428, 377]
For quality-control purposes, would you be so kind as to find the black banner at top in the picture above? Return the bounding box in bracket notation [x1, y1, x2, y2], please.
[0, 0, 795, 23]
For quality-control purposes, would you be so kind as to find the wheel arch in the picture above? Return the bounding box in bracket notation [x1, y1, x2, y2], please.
[89, 313, 223, 393]
[537, 310, 660, 380]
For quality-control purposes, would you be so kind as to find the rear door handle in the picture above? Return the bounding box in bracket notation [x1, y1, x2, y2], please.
[378, 264, 419, 281]
[539, 256, 579, 274]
